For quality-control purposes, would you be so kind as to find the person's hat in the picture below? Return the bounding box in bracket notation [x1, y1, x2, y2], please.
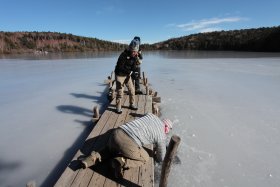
[162, 118, 173, 129]
[129, 39, 139, 52]
[133, 36, 141, 44]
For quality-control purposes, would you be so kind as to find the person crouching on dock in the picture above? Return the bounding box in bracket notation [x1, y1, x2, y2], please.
[79, 113, 173, 178]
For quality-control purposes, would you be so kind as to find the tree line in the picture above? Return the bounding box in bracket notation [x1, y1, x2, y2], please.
[1, 26, 280, 54]
[150, 26, 280, 52]
[0, 31, 127, 54]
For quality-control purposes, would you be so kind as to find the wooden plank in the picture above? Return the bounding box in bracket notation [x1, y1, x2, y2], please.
[53, 150, 80, 187]
[54, 105, 114, 187]
[115, 95, 154, 187]
[137, 95, 151, 187]
[70, 103, 118, 186]
[69, 111, 114, 186]
[79, 170, 93, 187]
[55, 86, 155, 187]
[120, 167, 141, 187]
[138, 145, 154, 187]
[71, 96, 129, 187]
[55, 98, 118, 187]
[139, 95, 154, 187]
[117, 95, 141, 187]
[102, 95, 136, 187]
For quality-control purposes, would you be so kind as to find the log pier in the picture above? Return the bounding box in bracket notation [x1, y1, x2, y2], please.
[54, 72, 162, 187]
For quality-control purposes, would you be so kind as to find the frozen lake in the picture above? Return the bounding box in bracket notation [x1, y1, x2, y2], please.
[1, 51, 280, 187]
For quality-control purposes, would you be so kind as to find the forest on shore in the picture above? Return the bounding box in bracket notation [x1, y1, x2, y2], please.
[0, 26, 279, 54]
[152, 26, 280, 52]
[0, 32, 127, 54]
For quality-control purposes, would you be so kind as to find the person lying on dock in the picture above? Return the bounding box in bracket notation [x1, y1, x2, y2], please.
[114, 39, 140, 114]
[79, 113, 173, 178]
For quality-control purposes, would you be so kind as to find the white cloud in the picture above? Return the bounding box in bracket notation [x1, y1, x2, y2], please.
[177, 17, 247, 32]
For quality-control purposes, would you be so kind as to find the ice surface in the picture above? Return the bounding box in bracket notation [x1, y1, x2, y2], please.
[1, 51, 280, 186]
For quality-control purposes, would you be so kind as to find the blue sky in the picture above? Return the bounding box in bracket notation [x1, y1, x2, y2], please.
[1, 0, 279, 44]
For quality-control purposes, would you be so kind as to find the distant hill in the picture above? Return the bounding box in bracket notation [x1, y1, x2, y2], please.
[0, 31, 127, 54]
[1, 26, 280, 54]
[151, 26, 280, 52]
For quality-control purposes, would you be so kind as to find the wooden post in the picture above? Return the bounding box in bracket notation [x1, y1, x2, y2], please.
[154, 91, 158, 97]
[92, 106, 100, 123]
[146, 86, 149, 95]
[104, 76, 111, 84]
[159, 135, 181, 187]
[152, 102, 159, 116]
[142, 72, 146, 85]
[152, 96, 161, 103]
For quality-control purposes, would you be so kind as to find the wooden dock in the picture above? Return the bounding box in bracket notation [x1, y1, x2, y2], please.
[55, 74, 157, 187]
